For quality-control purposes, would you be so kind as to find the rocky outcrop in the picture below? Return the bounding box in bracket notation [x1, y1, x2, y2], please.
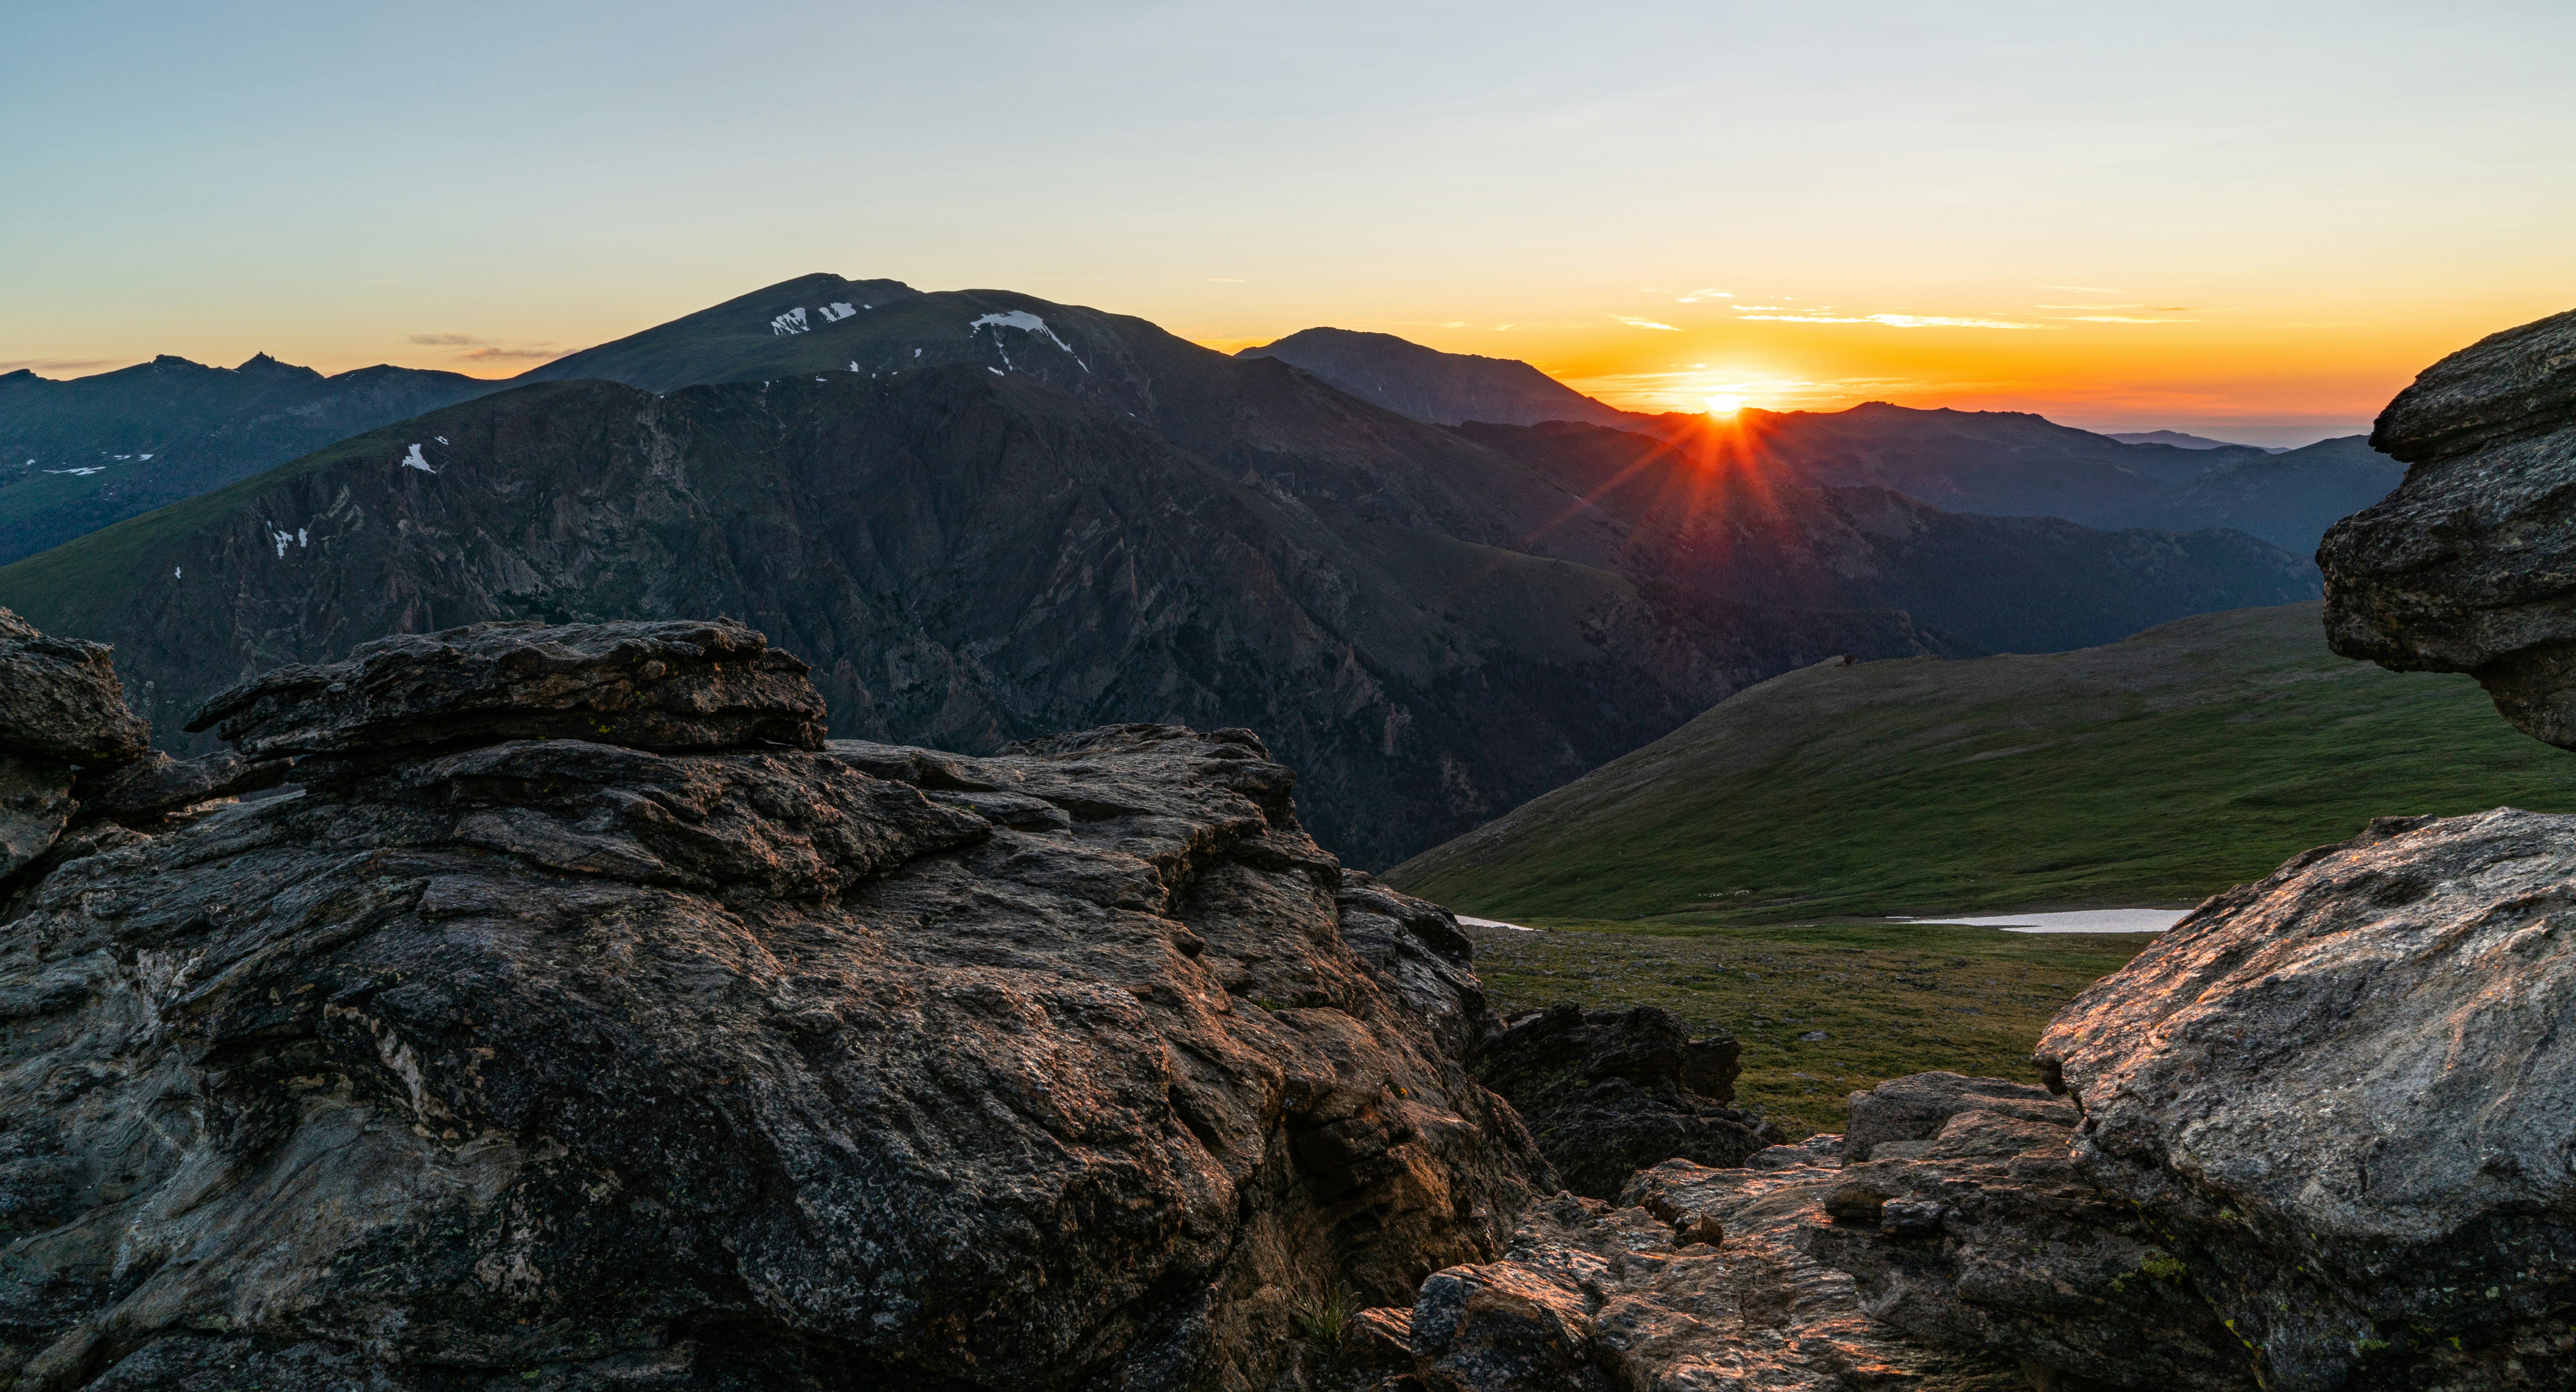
[185, 617, 829, 764]
[0, 606, 152, 882]
[1802, 1088, 2252, 1391]
[1335, 1141, 2031, 1391]
[1839, 1070, 2074, 1162]
[2320, 306, 2576, 745]
[1473, 1005, 1773, 1198]
[2032, 809, 2576, 1389]
[0, 619, 1550, 1390]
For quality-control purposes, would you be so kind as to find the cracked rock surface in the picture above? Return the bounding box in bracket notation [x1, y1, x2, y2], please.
[2034, 809, 2576, 1390]
[0, 621, 1547, 1391]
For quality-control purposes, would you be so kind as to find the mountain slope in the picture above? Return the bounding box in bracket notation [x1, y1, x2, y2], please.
[1386, 602, 2575, 920]
[1460, 420, 2320, 653]
[1234, 327, 1640, 427]
[0, 368, 1939, 866]
[2110, 435, 2405, 553]
[0, 353, 506, 563]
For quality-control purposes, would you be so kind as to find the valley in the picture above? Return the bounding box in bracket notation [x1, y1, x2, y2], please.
[1388, 601, 2576, 922]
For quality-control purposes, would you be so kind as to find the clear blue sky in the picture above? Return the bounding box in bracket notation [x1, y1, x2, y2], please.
[6, 1, 2570, 441]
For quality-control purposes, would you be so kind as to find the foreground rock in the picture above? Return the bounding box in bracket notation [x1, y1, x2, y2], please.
[1474, 1005, 1774, 1199]
[0, 620, 1548, 1390]
[2321, 306, 2576, 745]
[0, 606, 152, 882]
[1341, 1134, 2029, 1390]
[2034, 809, 2576, 1389]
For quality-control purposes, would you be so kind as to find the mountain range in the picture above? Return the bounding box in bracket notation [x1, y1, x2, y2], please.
[0, 354, 504, 564]
[0, 275, 2322, 864]
[1238, 335, 2400, 554]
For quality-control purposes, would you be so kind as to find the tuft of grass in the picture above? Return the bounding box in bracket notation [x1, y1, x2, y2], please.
[1392, 603, 2576, 927]
[1465, 920, 2153, 1137]
[1291, 1283, 1354, 1345]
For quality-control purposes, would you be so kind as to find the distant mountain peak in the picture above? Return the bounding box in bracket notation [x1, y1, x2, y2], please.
[1236, 327, 1639, 428]
[2107, 429, 2278, 452]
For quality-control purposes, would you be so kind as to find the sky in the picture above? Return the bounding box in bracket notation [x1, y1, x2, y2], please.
[5, 1, 2571, 446]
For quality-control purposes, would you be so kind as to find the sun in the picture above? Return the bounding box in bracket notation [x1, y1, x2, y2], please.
[1705, 394, 1743, 415]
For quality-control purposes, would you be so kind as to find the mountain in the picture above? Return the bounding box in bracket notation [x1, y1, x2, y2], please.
[2106, 428, 2281, 452]
[0, 343, 2315, 865]
[1233, 327, 1641, 427]
[2109, 434, 2407, 553]
[1385, 601, 2573, 921]
[0, 353, 506, 565]
[4, 292, 2390, 576]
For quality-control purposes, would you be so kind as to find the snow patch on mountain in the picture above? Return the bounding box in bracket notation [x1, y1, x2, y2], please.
[771, 307, 810, 336]
[401, 444, 436, 473]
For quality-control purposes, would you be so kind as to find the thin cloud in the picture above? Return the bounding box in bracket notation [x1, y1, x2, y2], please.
[2045, 285, 2123, 293]
[1736, 313, 2052, 330]
[2053, 315, 2197, 324]
[408, 333, 492, 346]
[456, 345, 561, 361]
[1675, 288, 1733, 302]
[0, 357, 123, 375]
[1611, 315, 1681, 331]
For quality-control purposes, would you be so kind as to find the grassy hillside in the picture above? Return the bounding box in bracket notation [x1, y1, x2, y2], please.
[1392, 602, 2576, 925]
[1464, 921, 2154, 1137]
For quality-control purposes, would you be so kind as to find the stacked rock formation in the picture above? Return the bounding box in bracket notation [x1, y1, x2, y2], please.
[0, 616, 1550, 1390]
[2321, 306, 2576, 743]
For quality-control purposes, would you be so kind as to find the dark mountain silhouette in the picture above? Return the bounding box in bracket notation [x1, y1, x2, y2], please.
[0, 354, 506, 563]
[2106, 428, 2283, 452]
[1235, 327, 1639, 427]
[2110, 435, 2406, 553]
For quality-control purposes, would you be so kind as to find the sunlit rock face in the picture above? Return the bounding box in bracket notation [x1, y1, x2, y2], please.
[0, 617, 1549, 1391]
[2321, 306, 2576, 745]
[2032, 810, 2576, 1390]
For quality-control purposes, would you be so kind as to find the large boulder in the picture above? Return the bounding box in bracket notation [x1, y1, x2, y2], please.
[0, 607, 152, 769]
[0, 606, 152, 884]
[0, 621, 1547, 1390]
[1474, 1005, 1773, 1198]
[2034, 810, 2576, 1389]
[2320, 307, 2576, 745]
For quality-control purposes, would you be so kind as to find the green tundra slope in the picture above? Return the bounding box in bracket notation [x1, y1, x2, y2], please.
[1388, 601, 2576, 924]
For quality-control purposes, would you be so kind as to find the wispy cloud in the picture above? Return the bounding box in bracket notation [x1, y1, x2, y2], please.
[1675, 288, 1733, 302]
[1611, 315, 1681, 331]
[0, 357, 124, 375]
[2052, 315, 2196, 324]
[456, 345, 561, 361]
[1735, 313, 2052, 330]
[407, 332, 491, 346]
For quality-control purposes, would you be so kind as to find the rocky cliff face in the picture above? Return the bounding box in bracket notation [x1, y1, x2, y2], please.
[2320, 307, 2576, 744]
[0, 614, 1551, 1390]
